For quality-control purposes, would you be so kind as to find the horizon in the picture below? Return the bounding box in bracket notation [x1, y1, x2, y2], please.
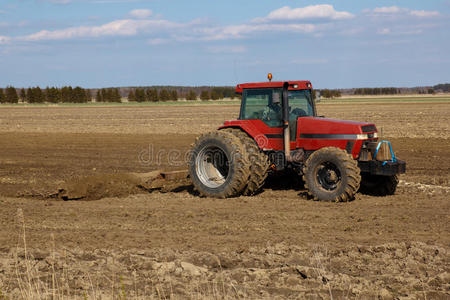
[2, 82, 449, 90]
[1, 1, 449, 89]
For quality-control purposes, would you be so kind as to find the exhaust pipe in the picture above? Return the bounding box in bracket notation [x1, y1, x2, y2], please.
[282, 82, 291, 162]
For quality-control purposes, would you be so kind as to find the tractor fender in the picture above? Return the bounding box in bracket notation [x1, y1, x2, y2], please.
[218, 121, 269, 149]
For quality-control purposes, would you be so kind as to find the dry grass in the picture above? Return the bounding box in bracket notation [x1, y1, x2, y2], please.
[5, 208, 241, 299]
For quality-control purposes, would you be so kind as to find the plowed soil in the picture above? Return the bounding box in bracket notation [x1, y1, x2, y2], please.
[0, 101, 449, 299]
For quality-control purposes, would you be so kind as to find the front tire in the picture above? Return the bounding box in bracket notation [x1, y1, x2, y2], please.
[303, 147, 361, 202]
[359, 174, 398, 196]
[189, 131, 250, 198]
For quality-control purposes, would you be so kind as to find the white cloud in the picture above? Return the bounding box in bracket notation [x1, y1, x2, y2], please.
[129, 9, 152, 19]
[261, 5, 354, 22]
[410, 10, 440, 18]
[378, 28, 391, 35]
[206, 45, 247, 54]
[147, 38, 169, 45]
[47, 0, 72, 4]
[292, 58, 328, 64]
[0, 36, 11, 44]
[199, 23, 318, 41]
[20, 19, 180, 41]
[367, 6, 440, 18]
[373, 6, 404, 14]
[377, 27, 423, 36]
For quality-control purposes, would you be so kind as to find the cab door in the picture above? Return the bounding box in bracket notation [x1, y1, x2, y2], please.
[239, 88, 283, 128]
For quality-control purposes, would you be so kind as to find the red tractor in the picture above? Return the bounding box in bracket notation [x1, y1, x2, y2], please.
[189, 75, 406, 201]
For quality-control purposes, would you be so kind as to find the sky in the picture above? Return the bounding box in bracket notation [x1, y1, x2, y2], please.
[0, 0, 449, 88]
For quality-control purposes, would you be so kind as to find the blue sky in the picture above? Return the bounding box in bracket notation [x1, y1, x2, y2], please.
[0, 0, 449, 88]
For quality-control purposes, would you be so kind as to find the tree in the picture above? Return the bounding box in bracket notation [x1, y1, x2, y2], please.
[320, 89, 341, 99]
[5, 86, 19, 103]
[34, 87, 45, 103]
[170, 90, 178, 101]
[200, 90, 210, 101]
[145, 89, 158, 102]
[186, 90, 197, 101]
[26, 88, 34, 103]
[85, 89, 92, 102]
[61, 86, 73, 103]
[112, 88, 121, 103]
[159, 89, 170, 101]
[96, 90, 103, 102]
[128, 89, 136, 102]
[46, 87, 60, 103]
[19, 89, 26, 102]
[135, 88, 146, 102]
[73, 87, 86, 103]
[0, 88, 4, 103]
[211, 87, 224, 99]
[210, 90, 220, 100]
[101, 88, 110, 102]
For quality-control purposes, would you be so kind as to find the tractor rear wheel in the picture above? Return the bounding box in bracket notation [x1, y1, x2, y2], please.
[189, 131, 250, 198]
[359, 174, 398, 196]
[303, 147, 361, 202]
[223, 128, 270, 195]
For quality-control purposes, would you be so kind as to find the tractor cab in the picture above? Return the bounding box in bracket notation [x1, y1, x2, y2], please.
[237, 82, 316, 141]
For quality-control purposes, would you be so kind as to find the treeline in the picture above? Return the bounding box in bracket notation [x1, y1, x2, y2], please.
[126, 86, 237, 102]
[433, 83, 450, 93]
[0, 85, 238, 103]
[353, 87, 400, 95]
[127, 88, 178, 102]
[318, 89, 341, 98]
[0, 86, 92, 103]
[95, 88, 122, 103]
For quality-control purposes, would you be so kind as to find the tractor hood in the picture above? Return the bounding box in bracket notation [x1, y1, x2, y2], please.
[297, 117, 377, 138]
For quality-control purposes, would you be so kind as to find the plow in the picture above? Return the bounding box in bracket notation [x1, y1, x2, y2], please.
[58, 170, 190, 201]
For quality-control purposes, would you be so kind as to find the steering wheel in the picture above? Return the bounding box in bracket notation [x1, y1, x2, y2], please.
[291, 108, 307, 117]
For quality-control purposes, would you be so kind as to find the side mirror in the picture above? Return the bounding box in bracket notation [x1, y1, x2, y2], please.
[272, 92, 281, 104]
[315, 91, 321, 103]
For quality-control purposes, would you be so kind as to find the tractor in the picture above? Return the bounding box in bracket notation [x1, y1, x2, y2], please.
[189, 75, 406, 201]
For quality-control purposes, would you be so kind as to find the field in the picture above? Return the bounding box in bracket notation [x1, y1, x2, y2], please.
[0, 97, 449, 299]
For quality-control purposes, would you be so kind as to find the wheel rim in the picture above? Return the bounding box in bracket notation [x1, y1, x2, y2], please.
[196, 145, 230, 188]
[316, 161, 341, 191]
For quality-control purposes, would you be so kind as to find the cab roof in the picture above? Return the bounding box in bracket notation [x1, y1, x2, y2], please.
[236, 81, 312, 94]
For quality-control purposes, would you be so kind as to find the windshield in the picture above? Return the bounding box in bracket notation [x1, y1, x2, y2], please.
[288, 90, 314, 118]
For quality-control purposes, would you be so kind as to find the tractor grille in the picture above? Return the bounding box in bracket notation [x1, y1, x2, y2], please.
[361, 125, 377, 133]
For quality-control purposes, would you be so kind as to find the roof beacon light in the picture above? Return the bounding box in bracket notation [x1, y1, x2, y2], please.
[268, 73, 273, 82]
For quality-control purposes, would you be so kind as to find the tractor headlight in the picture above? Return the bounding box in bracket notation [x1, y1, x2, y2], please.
[356, 134, 369, 140]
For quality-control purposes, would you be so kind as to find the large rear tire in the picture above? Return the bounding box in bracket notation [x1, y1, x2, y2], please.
[303, 147, 361, 202]
[359, 174, 398, 196]
[223, 128, 270, 195]
[189, 131, 250, 198]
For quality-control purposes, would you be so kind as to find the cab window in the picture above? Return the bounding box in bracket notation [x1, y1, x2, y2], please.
[240, 88, 282, 127]
[288, 90, 314, 118]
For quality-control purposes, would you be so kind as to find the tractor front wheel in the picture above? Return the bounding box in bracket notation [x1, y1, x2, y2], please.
[303, 147, 361, 202]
